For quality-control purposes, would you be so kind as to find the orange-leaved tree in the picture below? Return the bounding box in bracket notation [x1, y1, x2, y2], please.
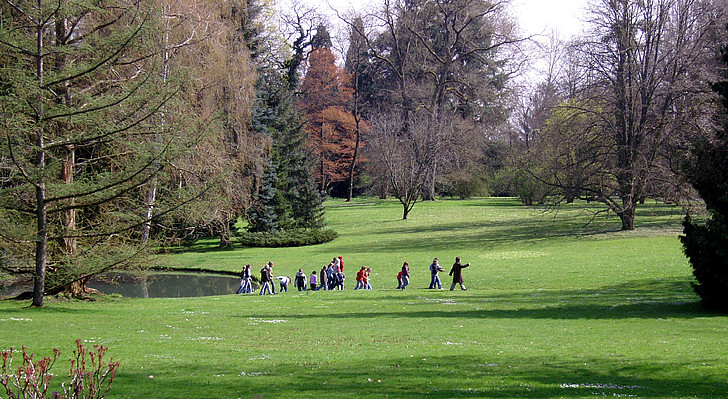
[299, 26, 356, 194]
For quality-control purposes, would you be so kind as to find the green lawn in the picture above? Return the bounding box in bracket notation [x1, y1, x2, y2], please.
[2, 198, 726, 398]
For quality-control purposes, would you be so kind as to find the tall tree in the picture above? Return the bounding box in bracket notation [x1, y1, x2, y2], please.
[0, 0, 187, 306]
[568, 0, 714, 230]
[248, 12, 325, 232]
[681, 21, 728, 310]
[347, 0, 517, 205]
[146, 0, 258, 248]
[343, 17, 371, 201]
[300, 25, 357, 194]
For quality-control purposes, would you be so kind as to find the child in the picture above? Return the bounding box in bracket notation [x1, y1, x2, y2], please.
[355, 267, 366, 290]
[310, 271, 318, 291]
[396, 270, 403, 289]
[277, 275, 290, 292]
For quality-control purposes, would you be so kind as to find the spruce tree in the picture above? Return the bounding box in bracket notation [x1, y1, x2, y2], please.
[247, 158, 280, 233]
[681, 30, 728, 311]
[249, 69, 324, 233]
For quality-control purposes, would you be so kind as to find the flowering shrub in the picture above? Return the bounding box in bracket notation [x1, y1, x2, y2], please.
[1, 340, 119, 399]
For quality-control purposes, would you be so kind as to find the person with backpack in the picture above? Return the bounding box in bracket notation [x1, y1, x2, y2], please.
[355, 267, 366, 290]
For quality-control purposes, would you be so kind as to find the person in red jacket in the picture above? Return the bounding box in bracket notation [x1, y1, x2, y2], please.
[355, 267, 366, 290]
[400, 262, 410, 290]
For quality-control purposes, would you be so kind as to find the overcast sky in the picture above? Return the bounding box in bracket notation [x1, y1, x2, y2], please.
[308, 0, 589, 39]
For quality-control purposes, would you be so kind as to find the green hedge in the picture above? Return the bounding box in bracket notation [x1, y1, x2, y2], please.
[238, 228, 338, 248]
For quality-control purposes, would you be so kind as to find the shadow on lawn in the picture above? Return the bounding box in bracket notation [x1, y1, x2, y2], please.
[112, 353, 725, 398]
[246, 279, 716, 320]
[326, 214, 680, 253]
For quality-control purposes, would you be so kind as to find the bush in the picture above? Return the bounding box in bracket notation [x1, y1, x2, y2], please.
[681, 212, 728, 311]
[238, 228, 338, 248]
[438, 170, 489, 199]
[1, 340, 119, 399]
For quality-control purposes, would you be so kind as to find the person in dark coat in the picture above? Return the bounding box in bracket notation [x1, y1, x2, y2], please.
[259, 264, 273, 295]
[449, 256, 470, 291]
[295, 269, 307, 291]
[319, 265, 328, 290]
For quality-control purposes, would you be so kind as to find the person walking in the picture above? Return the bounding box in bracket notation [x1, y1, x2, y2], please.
[244, 264, 253, 293]
[355, 267, 366, 290]
[295, 269, 307, 291]
[400, 262, 410, 290]
[449, 257, 470, 291]
[319, 265, 328, 290]
[236, 265, 247, 294]
[310, 271, 318, 291]
[429, 258, 444, 289]
[364, 267, 372, 290]
[236, 264, 252, 294]
[268, 262, 277, 294]
[259, 264, 273, 295]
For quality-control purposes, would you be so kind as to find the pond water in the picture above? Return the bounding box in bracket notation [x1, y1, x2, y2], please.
[1, 271, 245, 299]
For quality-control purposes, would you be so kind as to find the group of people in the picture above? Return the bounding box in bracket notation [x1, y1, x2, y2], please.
[396, 257, 470, 291]
[236, 256, 471, 295]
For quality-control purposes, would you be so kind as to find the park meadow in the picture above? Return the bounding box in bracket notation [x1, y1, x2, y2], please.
[1, 198, 726, 398]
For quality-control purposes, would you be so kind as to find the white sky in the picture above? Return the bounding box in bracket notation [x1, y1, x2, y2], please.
[512, 0, 588, 38]
[310, 0, 589, 39]
[287, 0, 590, 81]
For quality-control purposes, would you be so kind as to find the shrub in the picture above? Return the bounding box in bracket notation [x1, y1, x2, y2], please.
[681, 212, 728, 311]
[1, 340, 119, 399]
[238, 228, 338, 248]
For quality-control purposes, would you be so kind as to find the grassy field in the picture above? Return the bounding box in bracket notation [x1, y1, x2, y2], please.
[1, 198, 726, 398]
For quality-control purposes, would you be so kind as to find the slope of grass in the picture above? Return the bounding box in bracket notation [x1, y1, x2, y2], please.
[2, 198, 725, 399]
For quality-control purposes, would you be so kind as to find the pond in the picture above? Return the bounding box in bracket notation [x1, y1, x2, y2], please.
[0, 271, 245, 299]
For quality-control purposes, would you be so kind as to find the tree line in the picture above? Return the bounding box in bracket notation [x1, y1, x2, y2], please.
[2, 0, 728, 308]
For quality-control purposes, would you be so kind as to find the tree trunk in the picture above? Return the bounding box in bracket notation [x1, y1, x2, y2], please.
[33, 174, 48, 308]
[618, 201, 636, 231]
[219, 213, 232, 248]
[62, 147, 77, 255]
[347, 115, 361, 202]
[32, 16, 47, 308]
[141, 176, 158, 245]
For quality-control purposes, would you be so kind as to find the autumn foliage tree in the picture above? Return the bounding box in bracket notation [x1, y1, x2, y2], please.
[299, 26, 357, 195]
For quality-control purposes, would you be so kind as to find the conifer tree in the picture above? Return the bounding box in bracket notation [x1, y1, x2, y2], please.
[0, 0, 185, 306]
[681, 29, 728, 311]
[247, 158, 280, 233]
[249, 65, 324, 232]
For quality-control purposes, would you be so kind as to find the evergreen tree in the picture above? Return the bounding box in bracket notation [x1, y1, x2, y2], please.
[247, 158, 280, 233]
[0, 0, 193, 307]
[681, 30, 728, 311]
[249, 66, 324, 232]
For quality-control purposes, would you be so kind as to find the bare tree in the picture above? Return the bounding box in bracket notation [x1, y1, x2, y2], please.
[366, 110, 454, 219]
[540, 0, 718, 230]
[344, 0, 519, 202]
